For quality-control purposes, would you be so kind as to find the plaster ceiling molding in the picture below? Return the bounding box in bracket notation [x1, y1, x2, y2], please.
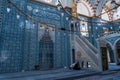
[103, 6, 114, 21]
[92, 0, 100, 15]
[95, 0, 108, 16]
[84, 0, 95, 15]
[106, 0, 120, 9]
[99, 0, 115, 21]
[111, 0, 120, 20]
[101, 8, 109, 21]
[105, 0, 113, 9]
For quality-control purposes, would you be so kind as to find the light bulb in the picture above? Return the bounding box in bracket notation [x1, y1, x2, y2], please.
[31, 23, 35, 29]
[25, 20, 28, 23]
[96, 27, 98, 30]
[16, 14, 20, 19]
[7, 7, 10, 13]
[111, 27, 113, 29]
[61, 13, 64, 16]
[66, 17, 69, 20]
[35, 9, 39, 13]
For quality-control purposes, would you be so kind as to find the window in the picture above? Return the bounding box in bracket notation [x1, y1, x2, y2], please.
[80, 20, 88, 36]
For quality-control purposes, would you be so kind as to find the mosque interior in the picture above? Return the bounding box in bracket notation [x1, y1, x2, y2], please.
[1, 0, 120, 75]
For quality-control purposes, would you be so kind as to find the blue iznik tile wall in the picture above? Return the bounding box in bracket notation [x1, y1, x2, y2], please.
[79, 17, 104, 48]
[90, 18, 104, 47]
[0, 0, 70, 73]
[106, 36, 120, 45]
[2, 0, 120, 74]
[0, 0, 28, 73]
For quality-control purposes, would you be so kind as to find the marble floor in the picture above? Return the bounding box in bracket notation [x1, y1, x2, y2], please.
[0, 63, 120, 80]
[76, 70, 120, 80]
[76, 63, 120, 80]
[0, 69, 99, 80]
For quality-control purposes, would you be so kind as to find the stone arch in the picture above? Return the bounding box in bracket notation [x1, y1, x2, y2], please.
[106, 41, 113, 50]
[106, 43, 115, 63]
[113, 38, 120, 64]
[95, 0, 108, 16]
[114, 38, 120, 48]
[101, 6, 114, 21]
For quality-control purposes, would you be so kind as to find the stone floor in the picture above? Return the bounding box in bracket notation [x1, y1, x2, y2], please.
[0, 69, 99, 80]
[76, 63, 120, 80]
[76, 70, 120, 80]
[0, 63, 120, 80]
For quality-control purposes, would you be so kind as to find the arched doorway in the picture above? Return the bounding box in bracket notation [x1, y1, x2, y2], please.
[100, 43, 116, 71]
[100, 47, 108, 71]
[106, 43, 115, 63]
[115, 40, 120, 65]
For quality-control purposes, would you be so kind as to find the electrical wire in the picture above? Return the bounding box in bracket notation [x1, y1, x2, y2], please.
[7, 0, 116, 34]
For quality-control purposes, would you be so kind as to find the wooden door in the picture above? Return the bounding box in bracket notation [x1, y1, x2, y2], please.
[100, 47, 108, 71]
[117, 49, 120, 58]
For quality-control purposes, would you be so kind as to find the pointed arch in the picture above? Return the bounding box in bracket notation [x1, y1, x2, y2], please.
[95, 0, 108, 16]
[101, 6, 114, 21]
[77, 0, 94, 16]
[106, 41, 113, 50]
[114, 38, 120, 48]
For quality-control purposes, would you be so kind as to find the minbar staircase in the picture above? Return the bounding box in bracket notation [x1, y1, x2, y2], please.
[75, 35, 99, 70]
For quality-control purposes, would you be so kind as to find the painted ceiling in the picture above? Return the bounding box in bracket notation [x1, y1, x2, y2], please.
[34, 0, 120, 21]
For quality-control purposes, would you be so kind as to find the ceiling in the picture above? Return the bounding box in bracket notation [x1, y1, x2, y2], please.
[77, 0, 120, 21]
[35, 0, 120, 21]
